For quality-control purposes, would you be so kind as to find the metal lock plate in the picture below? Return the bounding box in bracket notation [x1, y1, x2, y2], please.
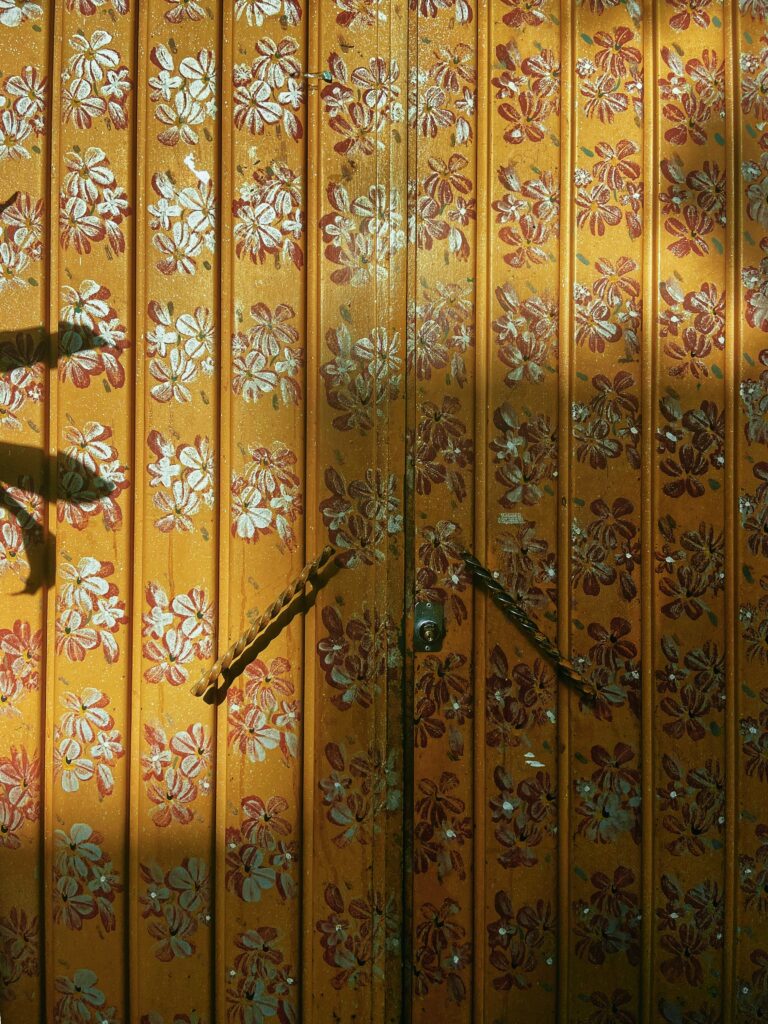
[413, 601, 445, 653]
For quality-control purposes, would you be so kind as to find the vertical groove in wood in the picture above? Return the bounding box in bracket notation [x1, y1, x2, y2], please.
[300, 2, 322, 1016]
[556, 3, 574, 1019]
[128, 3, 149, 1019]
[640, 3, 658, 1021]
[42, 3, 64, 1016]
[381, 0, 408, 1015]
[372, 6, 384, 1021]
[389, 3, 398, 1016]
[214, 4, 234, 1021]
[401, 0, 419, 1013]
[472, 0, 490, 1019]
[388, 4, 403, 1011]
[723, 5, 741, 1019]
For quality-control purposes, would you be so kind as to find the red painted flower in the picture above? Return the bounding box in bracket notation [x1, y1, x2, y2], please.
[593, 27, 641, 78]
[575, 184, 621, 236]
[665, 207, 714, 257]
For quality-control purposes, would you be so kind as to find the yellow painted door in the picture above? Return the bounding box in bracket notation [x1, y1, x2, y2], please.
[1, 1, 766, 1023]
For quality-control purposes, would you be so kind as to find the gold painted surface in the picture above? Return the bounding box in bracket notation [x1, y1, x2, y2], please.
[0, 2, 765, 1022]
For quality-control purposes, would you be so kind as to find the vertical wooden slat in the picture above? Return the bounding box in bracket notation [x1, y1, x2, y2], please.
[374, 9, 382, 1021]
[49, 0, 137, 1004]
[382, 2, 407, 1018]
[42, 3, 64, 1016]
[372, 12, 384, 1021]
[304, 0, 406, 1014]
[0, 6, 52, 1019]
[652, 8, 729, 1020]
[402, 0, 419, 1013]
[723, 5, 741, 1021]
[569, 2, 645, 1006]
[482, 10, 561, 1019]
[733, 5, 767, 1018]
[640, 2, 658, 1020]
[128, 3, 149, 1020]
[300, 2, 322, 1016]
[556, 1, 574, 1017]
[472, 0, 490, 1018]
[214, 2, 233, 1021]
[220, 4, 307, 1020]
[408, 0, 478, 1009]
[133, 5, 220, 1018]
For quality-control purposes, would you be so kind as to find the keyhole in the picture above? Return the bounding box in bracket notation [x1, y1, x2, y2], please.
[419, 621, 440, 645]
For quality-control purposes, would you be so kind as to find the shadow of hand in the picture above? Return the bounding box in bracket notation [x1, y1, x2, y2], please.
[0, 323, 116, 596]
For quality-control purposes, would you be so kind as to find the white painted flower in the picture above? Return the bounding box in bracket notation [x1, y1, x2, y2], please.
[92, 595, 126, 631]
[0, 0, 43, 28]
[60, 557, 110, 613]
[179, 50, 216, 103]
[69, 30, 120, 85]
[148, 453, 180, 489]
[56, 737, 96, 795]
[179, 181, 216, 236]
[150, 349, 196, 404]
[60, 280, 110, 329]
[91, 729, 123, 763]
[0, 110, 31, 160]
[6, 66, 46, 118]
[234, 0, 281, 25]
[232, 485, 272, 539]
[172, 589, 213, 641]
[179, 437, 214, 493]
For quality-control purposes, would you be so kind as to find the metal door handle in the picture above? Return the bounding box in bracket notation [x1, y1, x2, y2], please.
[460, 550, 594, 703]
[190, 544, 340, 698]
[191, 544, 593, 703]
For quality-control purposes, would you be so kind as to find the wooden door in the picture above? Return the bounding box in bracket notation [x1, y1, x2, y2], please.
[407, 1, 768, 1020]
[1, 2, 767, 1023]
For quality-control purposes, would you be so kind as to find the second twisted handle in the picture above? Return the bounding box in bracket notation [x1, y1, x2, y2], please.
[189, 544, 340, 698]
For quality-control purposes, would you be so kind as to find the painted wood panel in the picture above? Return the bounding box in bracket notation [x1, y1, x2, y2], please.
[0, 2, 766, 1023]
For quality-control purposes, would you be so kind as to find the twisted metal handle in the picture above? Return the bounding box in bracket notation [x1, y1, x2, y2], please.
[189, 544, 340, 698]
[460, 549, 595, 702]
[190, 543, 593, 703]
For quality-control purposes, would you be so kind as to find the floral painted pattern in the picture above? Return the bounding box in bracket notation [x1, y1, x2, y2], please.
[149, 44, 216, 147]
[225, 926, 297, 1024]
[0, 67, 46, 161]
[149, 169, 215, 275]
[54, 688, 125, 798]
[147, 429, 215, 533]
[53, 823, 123, 932]
[142, 723, 212, 826]
[232, 302, 303, 407]
[54, 968, 119, 1024]
[56, 557, 127, 663]
[59, 147, 131, 255]
[142, 582, 214, 685]
[59, 280, 130, 389]
[57, 421, 129, 530]
[0, 746, 39, 849]
[0, 906, 39, 1000]
[0, 2, 764, 1023]
[62, 30, 132, 130]
[230, 442, 302, 549]
[147, 301, 214, 403]
[225, 793, 298, 902]
[227, 655, 301, 763]
[0, 620, 41, 717]
[315, 882, 399, 991]
[139, 858, 211, 960]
